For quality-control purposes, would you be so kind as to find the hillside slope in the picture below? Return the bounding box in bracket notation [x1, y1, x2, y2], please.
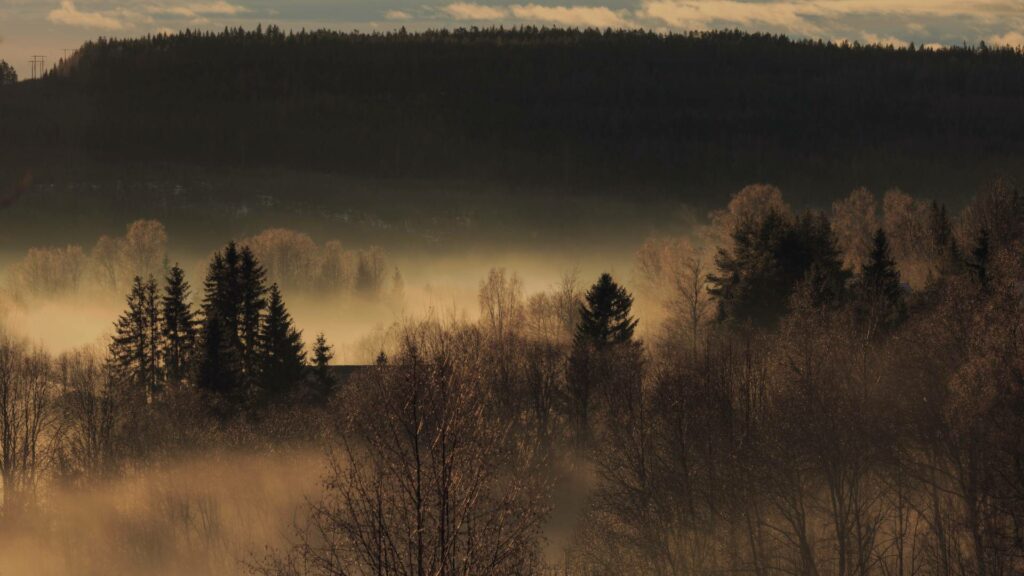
[2, 28, 1024, 204]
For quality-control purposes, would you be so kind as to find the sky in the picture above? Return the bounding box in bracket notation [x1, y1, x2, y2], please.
[1, 0, 1023, 78]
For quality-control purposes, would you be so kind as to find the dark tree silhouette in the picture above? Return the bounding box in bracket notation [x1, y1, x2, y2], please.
[6, 29, 1024, 201]
[709, 209, 847, 326]
[259, 284, 305, 402]
[568, 273, 640, 446]
[109, 276, 161, 401]
[0, 61, 16, 86]
[574, 273, 638, 347]
[969, 228, 991, 289]
[160, 264, 197, 388]
[238, 246, 268, 386]
[309, 332, 335, 402]
[197, 245, 244, 402]
[856, 229, 906, 333]
[928, 200, 963, 278]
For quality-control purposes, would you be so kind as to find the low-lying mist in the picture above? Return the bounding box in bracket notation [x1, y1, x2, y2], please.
[0, 227, 648, 362]
[0, 449, 325, 576]
[2, 181, 1012, 576]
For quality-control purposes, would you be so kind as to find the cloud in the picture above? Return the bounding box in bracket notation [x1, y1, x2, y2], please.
[638, 1, 825, 35]
[637, 0, 1024, 36]
[988, 31, 1024, 47]
[510, 4, 636, 28]
[385, 9, 413, 20]
[47, 1, 124, 30]
[861, 32, 909, 47]
[147, 1, 247, 18]
[442, 2, 508, 20]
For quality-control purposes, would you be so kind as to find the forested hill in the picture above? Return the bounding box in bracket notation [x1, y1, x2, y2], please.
[3, 27, 1024, 203]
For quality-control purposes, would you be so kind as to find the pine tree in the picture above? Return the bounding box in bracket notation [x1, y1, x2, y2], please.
[857, 229, 906, 333]
[238, 246, 268, 383]
[575, 273, 638, 347]
[791, 212, 850, 307]
[928, 201, 963, 278]
[0, 60, 16, 86]
[310, 332, 335, 402]
[203, 243, 242, 335]
[197, 244, 243, 401]
[161, 264, 197, 387]
[969, 228, 991, 290]
[110, 276, 162, 401]
[709, 209, 848, 326]
[259, 284, 306, 402]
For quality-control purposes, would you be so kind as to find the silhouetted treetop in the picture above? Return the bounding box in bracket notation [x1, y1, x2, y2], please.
[709, 207, 847, 327]
[0, 61, 16, 86]
[575, 273, 638, 347]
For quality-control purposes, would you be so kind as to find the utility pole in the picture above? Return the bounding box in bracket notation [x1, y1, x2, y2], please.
[29, 55, 46, 79]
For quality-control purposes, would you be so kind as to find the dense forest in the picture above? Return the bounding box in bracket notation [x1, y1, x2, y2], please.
[0, 179, 1021, 575]
[3, 28, 1024, 204]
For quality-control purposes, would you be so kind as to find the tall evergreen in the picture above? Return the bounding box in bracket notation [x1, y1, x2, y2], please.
[197, 243, 244, 401]
[0, 60, 16, 86]
[310, 332, 335, 402]
[793, 212, 850, 307]
[160, 264, 197, 388]
[709, 209, 848, 326]
[110, 276, 161, 401]
[574, 273, 638, 347]
[969, 228, 991, 290]
[238, 246, 268, 384]
[928, 201, 963, 278]
[259, 284, 306, 401]
[857, 229, 906, 332]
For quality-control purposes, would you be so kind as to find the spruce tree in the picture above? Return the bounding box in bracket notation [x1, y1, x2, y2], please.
[161, 264, 197, 387]
[110, 276, 162, 401]
[238, 246, 268, 383]
[969, 228, 991, 290]
[857, 229, 906, 332]
[709, 209, 848, 326]
[259, 284, 306, 401]
[928, 201, 963, 278]
[203, 243, 242, 338]
[574, 273, 638, 347]
[790, 212, 850, 307]
[0, 60, 16, 86]
[197, 244, 243, 401]
[310, 332, 335, 402]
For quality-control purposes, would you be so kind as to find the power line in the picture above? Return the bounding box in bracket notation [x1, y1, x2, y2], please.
[29, 55, 46, 79]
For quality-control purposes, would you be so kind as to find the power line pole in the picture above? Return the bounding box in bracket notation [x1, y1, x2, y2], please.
[29, 55, 46, 79]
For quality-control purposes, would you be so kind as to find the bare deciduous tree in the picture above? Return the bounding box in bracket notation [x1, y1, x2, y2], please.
[262, 324, 550, 576]
[0, 335, 53, 517]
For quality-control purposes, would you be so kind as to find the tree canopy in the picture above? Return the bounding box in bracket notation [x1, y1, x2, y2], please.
[0, 61, 16, 86]
[3, 28, 1024, 202]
